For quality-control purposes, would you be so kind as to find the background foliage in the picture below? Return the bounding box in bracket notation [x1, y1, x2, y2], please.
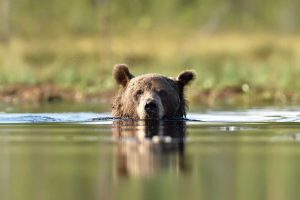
[0, 0, 300, 105]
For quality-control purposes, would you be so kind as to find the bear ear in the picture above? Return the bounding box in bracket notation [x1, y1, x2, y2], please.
[113, 64, 134, 87]
[176, 70, 196, 86]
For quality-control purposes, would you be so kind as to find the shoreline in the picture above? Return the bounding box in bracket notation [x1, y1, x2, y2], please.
[1, 83, 299, 107]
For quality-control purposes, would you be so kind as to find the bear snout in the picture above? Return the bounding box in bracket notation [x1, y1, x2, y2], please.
[145, 100, 158, 113]
[142, 98, 164, 119]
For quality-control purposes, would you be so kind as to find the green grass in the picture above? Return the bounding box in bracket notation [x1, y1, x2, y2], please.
[1, 31, 300, 105]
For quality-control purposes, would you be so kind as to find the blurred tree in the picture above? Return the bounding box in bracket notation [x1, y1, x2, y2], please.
[279, 0, 299, 32]
[2, 0, 300, 38]
[0, 0, 11, 43]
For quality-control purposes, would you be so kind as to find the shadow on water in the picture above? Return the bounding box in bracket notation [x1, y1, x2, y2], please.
[113, 120, 189, 177]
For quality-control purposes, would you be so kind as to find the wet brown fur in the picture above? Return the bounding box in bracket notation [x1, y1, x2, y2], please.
[112, 64, 195, 119]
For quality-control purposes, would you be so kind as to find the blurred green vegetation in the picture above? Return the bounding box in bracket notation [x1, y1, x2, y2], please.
[1, 0, 300, 104]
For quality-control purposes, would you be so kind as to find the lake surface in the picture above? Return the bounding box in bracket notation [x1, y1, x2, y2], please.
[1, 107, 300, 200]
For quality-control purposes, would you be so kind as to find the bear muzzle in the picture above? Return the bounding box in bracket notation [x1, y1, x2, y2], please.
[138, 98, 164, 120]
[145, 100, 158, 116]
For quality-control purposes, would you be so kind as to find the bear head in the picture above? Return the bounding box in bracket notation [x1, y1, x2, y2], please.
[112, 64, 195, 120]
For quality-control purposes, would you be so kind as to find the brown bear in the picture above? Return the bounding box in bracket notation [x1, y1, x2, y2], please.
[112, 64, 195, 119]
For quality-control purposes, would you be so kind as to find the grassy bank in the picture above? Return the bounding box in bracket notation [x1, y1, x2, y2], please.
[1, 31, 300, 106]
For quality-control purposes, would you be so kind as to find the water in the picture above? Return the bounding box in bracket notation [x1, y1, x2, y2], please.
[1, 107, 300, 200]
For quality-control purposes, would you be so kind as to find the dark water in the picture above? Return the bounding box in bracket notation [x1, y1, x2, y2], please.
[1, 107, 300, 200]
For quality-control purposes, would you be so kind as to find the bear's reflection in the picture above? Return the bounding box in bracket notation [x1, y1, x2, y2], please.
[113, 120, 189, 177]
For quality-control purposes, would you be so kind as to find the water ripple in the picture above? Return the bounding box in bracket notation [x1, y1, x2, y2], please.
[0, 108, 300, 123]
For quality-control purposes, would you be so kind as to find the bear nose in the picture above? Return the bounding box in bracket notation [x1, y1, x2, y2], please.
[145, 100, 158, 112]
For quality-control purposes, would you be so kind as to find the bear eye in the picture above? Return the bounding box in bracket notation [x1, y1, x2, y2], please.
[158, 90, 167, 97]
[135, 90, 143, 98]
